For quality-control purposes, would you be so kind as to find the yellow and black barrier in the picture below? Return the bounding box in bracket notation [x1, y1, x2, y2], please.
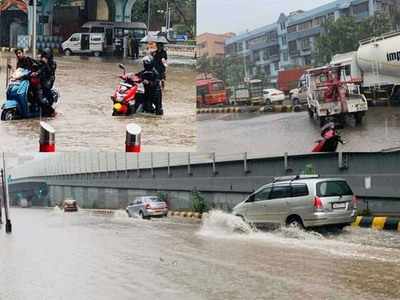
[353, 216, 400, 231]
[197, 107, 244, 114]
[169, 210, 207, 219]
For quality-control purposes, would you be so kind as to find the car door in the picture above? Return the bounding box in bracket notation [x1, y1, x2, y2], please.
[245, 186, 271, 223]
[263, 184, 292, 225]
[69, 33, 81, 51]
[81, 34, 90, 51]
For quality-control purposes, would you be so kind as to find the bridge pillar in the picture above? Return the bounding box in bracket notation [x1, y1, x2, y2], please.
[114, 0, 124, 21]
[123, 0, 137, 22]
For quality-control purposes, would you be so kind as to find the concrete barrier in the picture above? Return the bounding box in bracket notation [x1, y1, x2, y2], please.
[169, 210, 205, 219]
[353, 216, 400, 231]
[81, 209, 115, 215]
[196, 104, 307, 114]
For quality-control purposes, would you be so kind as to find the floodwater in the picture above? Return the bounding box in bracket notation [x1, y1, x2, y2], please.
[1, 208, 399, 300]
[197, 107, 400, 155]
[0, 54, 196, 152]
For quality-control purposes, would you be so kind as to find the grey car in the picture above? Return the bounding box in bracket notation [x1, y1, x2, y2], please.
[126, 196, 168, 219]
[233, 175, 357, 230]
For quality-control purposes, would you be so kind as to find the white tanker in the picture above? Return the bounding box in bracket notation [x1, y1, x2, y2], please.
[331, 31, 400, 102]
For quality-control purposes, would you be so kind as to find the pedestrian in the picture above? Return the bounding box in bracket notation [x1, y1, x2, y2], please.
[127, 34, 133, 57]
[153, 42, 168, 90]
[132, 37, 139, 59]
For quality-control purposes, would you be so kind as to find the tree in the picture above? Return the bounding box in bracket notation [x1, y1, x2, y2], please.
[314, 14, 392, 65]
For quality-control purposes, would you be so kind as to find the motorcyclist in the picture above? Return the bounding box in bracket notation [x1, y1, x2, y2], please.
[136, 55, 163, 115]
[33, 50, 56, 116]
[14, 48, 36, 71]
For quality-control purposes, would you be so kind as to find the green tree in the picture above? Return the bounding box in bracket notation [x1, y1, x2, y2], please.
[314, 14, 392, 65]
[224, 55, 246, 87]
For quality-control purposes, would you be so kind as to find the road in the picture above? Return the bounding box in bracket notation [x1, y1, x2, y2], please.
[197, 107, 400, 155]
[1, 208, 400, 300]
[0, 54, 196, 152]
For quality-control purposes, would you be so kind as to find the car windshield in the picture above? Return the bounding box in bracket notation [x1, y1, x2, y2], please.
[146, 197, 162, 202]
[317, 181, 353, 197]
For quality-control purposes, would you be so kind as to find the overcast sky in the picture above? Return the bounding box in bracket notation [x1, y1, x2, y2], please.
[197, 0, 335, 35]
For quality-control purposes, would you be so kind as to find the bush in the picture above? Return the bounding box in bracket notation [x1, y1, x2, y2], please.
[191, 190, 208, 213]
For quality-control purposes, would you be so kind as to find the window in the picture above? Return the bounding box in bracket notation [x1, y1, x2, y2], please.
[327, 12, 335, 21]
[288, 40, 297, 53]
[274, 62, 280, 71]
[287, 25, 297, 33]
[281, 35, 287, 46]
[282, 50, 288, 61]
[263, 49, 269, 60]
[353, 2, 369, 15]
[211, 82, 225, 91]
[280, 22, 286, 30]
[264, 65, 271, 75]
[317, 181, 353, 197]
[313, 17, 322, 27]
[292, 184, 309, 197]
[70, 34, 79, 42]
[298, 21, 312, 31]
[300, 37, 310, 50]
[269, 185, 292, 199]
[255, 187, 272, 201]
[91, 26, 105, 33]
[304, 55, 312, 66]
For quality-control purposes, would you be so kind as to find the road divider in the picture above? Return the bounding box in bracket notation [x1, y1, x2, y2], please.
[80, 209, 115, 215]
[353, 216, 400, 231]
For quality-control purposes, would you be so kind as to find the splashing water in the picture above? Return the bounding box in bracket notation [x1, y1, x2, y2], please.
[197, 210, 400, 263]
[199, 210, 256, 236]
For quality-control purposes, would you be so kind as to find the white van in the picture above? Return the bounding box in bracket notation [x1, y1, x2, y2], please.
[62, 33, 104, 57]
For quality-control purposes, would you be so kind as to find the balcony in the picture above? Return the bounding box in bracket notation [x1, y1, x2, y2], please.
[289, 50, 301, 57]
[287, 26, 321, 42]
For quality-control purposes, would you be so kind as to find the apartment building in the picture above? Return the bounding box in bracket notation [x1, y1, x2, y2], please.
[225, 0, 384, 86]
[197, 32, 236, 58]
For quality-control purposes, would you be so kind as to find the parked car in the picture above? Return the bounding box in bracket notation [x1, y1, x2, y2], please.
[126, 196, 168, 219]
[63, 199, 78, 212]
[263, 88, 285, 105]
[233, 175, 357, 230]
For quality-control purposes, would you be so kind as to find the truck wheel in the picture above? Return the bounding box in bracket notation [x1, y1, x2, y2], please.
[1, 109, 17, 121]
[64, 49, 72, 56]
[355, 113, 363, 125]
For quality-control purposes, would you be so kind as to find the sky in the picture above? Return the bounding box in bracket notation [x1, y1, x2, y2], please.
[197, 0, 336, 35]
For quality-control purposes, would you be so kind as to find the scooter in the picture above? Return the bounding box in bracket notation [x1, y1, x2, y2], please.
[111, 64, 145, 116]
[312, 122, 344, 152]
[1, 68, 59, 121]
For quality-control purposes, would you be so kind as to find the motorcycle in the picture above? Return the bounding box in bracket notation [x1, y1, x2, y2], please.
[312, 122, 344, 152]
[111, 64, 145, 116]
[1, 68, 59, 121]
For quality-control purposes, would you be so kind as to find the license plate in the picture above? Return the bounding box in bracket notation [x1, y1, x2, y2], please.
[332, 202, 346, 209]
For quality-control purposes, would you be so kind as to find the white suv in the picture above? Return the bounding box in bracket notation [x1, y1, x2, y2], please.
[233, 175, 357, 230]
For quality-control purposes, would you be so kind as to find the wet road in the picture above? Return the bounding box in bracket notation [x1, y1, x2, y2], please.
[0, 54, 196, 152]
[197, 107, 400, 155]
[1, 209, 400, 300]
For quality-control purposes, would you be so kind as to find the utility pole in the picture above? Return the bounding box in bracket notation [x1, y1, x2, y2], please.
[32, 0, 37, 58]
[1, 153, 11, 233]
[165, 1, 169, 30]
[147, 0, 151, 31]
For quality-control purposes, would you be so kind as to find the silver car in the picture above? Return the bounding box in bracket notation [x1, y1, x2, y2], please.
[233, 175, 357, 230]
[126, 196, 168, 219]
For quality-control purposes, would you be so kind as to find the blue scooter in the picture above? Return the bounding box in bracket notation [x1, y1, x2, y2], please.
[1, 68, 59, 121]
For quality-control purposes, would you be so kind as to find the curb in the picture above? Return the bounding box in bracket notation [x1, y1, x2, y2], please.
[353, 216, 400, 231]
[169, 210, 208, 219]
[197, 104, 306, 114]
[197, 107, 245, 114]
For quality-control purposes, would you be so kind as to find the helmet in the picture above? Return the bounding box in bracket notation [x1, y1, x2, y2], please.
[143, 55, 154, 70]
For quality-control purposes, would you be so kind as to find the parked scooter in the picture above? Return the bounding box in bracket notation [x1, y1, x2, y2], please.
[111, 64, 145, 116]
[312, 122, 344, 152]
[1, 68, 59, 121]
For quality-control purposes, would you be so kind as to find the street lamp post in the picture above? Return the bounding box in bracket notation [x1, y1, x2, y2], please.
[32, 0, 37, 58]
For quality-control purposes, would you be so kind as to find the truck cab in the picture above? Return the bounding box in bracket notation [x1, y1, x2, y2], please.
[62, 33, 105, 57]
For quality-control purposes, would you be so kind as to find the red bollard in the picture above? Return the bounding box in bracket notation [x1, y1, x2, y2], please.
[125, 123, 142, 152]
[39, 121, 56, 152]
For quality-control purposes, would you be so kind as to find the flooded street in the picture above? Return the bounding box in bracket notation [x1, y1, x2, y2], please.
[0, 54, 196, 152]
[1, 209, 400, 300]
[197, 107, 400, 155]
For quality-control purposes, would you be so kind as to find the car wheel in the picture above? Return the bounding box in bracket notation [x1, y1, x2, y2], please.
[265, 99, 272, 105]
[126, 209, 131, 218]
[286, 216, 304, 229]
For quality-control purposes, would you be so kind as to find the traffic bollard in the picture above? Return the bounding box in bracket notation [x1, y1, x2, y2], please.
[125, 123, 142, 152]
[39, 121, 56, 152]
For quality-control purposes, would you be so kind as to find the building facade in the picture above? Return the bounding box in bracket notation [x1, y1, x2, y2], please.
[225, 0, 387, 86]
[197, 32, 236, 58]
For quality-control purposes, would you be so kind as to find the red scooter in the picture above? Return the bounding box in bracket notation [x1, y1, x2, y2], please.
[111, 64, 144, 116]
[312, 122, 344, 152]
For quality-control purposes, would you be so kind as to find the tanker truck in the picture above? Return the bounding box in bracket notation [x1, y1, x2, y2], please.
[331, 31, 400, 104]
